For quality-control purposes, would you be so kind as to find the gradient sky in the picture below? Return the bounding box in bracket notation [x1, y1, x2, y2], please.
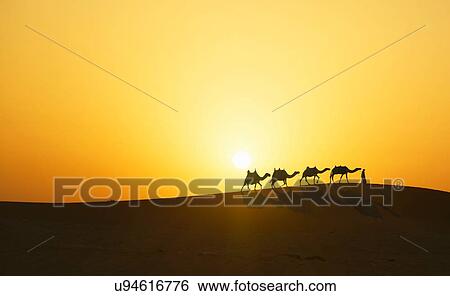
[1, 0, 449, 201]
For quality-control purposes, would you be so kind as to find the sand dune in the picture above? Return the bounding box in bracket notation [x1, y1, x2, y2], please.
[0, 184, 449, 275]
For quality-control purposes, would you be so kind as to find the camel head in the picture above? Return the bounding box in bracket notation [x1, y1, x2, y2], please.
[349, 167, 362, 173]
[262, 173, 271, 179]
[316, 167, 330, 174]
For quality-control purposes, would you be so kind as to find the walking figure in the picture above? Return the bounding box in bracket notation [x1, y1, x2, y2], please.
[361, 169, 367, 185]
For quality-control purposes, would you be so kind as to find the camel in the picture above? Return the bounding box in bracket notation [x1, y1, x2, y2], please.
[299, 166, 330, 185]
[330, 166, 361, 183]
[241, 170, 271, 191]
[271, 168, 300, 188]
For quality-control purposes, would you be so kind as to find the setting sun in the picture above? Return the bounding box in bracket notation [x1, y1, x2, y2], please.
[232, 151, 251, 169]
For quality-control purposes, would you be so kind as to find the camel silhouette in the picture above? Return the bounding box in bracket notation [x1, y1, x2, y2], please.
[330, 166, 361, 183]
[299, 166, 330, 185]
[271, 168, 299, 188]
[241, 169, 271, 191]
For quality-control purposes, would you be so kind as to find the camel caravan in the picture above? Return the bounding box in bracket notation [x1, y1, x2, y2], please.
[241, 166, 364, 191]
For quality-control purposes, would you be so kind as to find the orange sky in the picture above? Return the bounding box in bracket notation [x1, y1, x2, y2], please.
[1, 0, 449, 202]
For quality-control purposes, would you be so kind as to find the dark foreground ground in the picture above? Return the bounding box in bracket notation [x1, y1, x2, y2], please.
[0, 184, 449, 275]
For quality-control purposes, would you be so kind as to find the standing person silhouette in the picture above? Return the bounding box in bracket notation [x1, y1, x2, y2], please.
[361, 169, 367, 185]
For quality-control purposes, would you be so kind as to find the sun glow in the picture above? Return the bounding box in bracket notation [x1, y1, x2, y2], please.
[232, 151, 252, 170]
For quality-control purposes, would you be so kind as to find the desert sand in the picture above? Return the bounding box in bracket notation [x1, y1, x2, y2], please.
[0, 184, 449, 275]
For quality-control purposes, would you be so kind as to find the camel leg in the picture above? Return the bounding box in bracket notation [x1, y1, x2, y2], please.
[330, 174, 334, 183]
[346, 173, 349, 183]
[299, 177, 303, 186]
[254, 184, 257, 190]
[305, 177, 310, 185]
[316, 175, 320, 184]
[339, 174, 343, 183]
[241, 183, 246, 192]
